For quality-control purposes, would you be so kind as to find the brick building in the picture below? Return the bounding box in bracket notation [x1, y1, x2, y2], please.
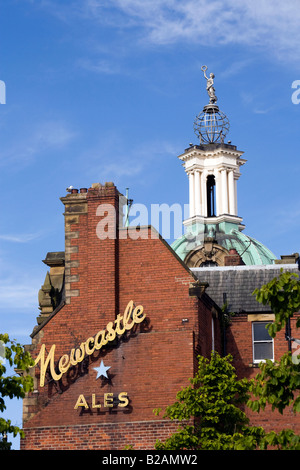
[21, 183, 224, 450]
[20, 181, 300, 450]
[21, 71, 300, 449]
[192, 263, 300, 434]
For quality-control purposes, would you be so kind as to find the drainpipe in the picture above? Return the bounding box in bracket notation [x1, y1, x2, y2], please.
[124, 188, 133, 227]
[285, 318, 292, 352]
[222, 293, 228, 356]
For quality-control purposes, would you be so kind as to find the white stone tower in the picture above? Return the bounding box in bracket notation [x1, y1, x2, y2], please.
[179, 142, 246, 228]
[172, 66, 276, 267]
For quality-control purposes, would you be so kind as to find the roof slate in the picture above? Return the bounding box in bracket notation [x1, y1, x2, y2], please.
[191, 264, 299, 314]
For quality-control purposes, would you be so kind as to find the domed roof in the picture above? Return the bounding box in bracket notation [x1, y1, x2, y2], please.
[171, 227, 276, 267]
[214, 228, 276, 265]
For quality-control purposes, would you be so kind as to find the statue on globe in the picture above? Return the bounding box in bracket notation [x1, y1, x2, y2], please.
[201, 65, 217, 105]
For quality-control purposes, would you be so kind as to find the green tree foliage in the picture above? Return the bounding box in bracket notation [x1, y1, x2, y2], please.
[253, 270, 300, 338]
[249, 354, 300, 415]
[154, 352, 265, 450]
[249, 270, 300, 415]
[155, 352, 300, 450]
[0, 333, 34, 450]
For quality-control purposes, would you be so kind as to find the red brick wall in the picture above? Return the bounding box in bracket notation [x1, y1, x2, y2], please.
[21, 184, 218, 450]
[21, 420, 183, 450]
[227, 314, 300, 433]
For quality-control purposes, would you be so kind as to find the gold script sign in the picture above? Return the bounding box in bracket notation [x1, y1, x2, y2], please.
[35, 301, 146, 387]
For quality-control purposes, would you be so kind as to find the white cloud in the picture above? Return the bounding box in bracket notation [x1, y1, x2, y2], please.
[0, 282, 37, 312]
[80, 0, 300, 63]
[0, 233, 42, 243]
[28, 0, 300, 70]
[76, 58, 122, 75]
[0, 120, 76, 169]
[0, 259, 39, 314]
[31, 121, 76, 148]
[80, 135, 177, 185]
[220, 59, 254, 79]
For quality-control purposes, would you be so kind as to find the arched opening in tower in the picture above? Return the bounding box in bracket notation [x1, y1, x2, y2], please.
[207, 175, 216, 217]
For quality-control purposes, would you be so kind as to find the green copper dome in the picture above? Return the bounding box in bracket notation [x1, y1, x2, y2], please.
[215, 228, 276, 265]
[171, 222, 276, 266]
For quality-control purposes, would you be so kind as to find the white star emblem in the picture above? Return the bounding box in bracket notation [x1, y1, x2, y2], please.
[93, 360, 111, 379]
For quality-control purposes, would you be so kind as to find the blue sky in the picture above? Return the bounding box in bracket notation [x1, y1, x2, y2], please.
[1, 0, 300, 448]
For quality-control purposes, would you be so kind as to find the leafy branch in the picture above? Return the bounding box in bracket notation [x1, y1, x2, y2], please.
[0, 333, 34, 449]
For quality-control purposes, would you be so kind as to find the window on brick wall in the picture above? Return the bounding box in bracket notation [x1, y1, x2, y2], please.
[252, 322, 274, 363]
